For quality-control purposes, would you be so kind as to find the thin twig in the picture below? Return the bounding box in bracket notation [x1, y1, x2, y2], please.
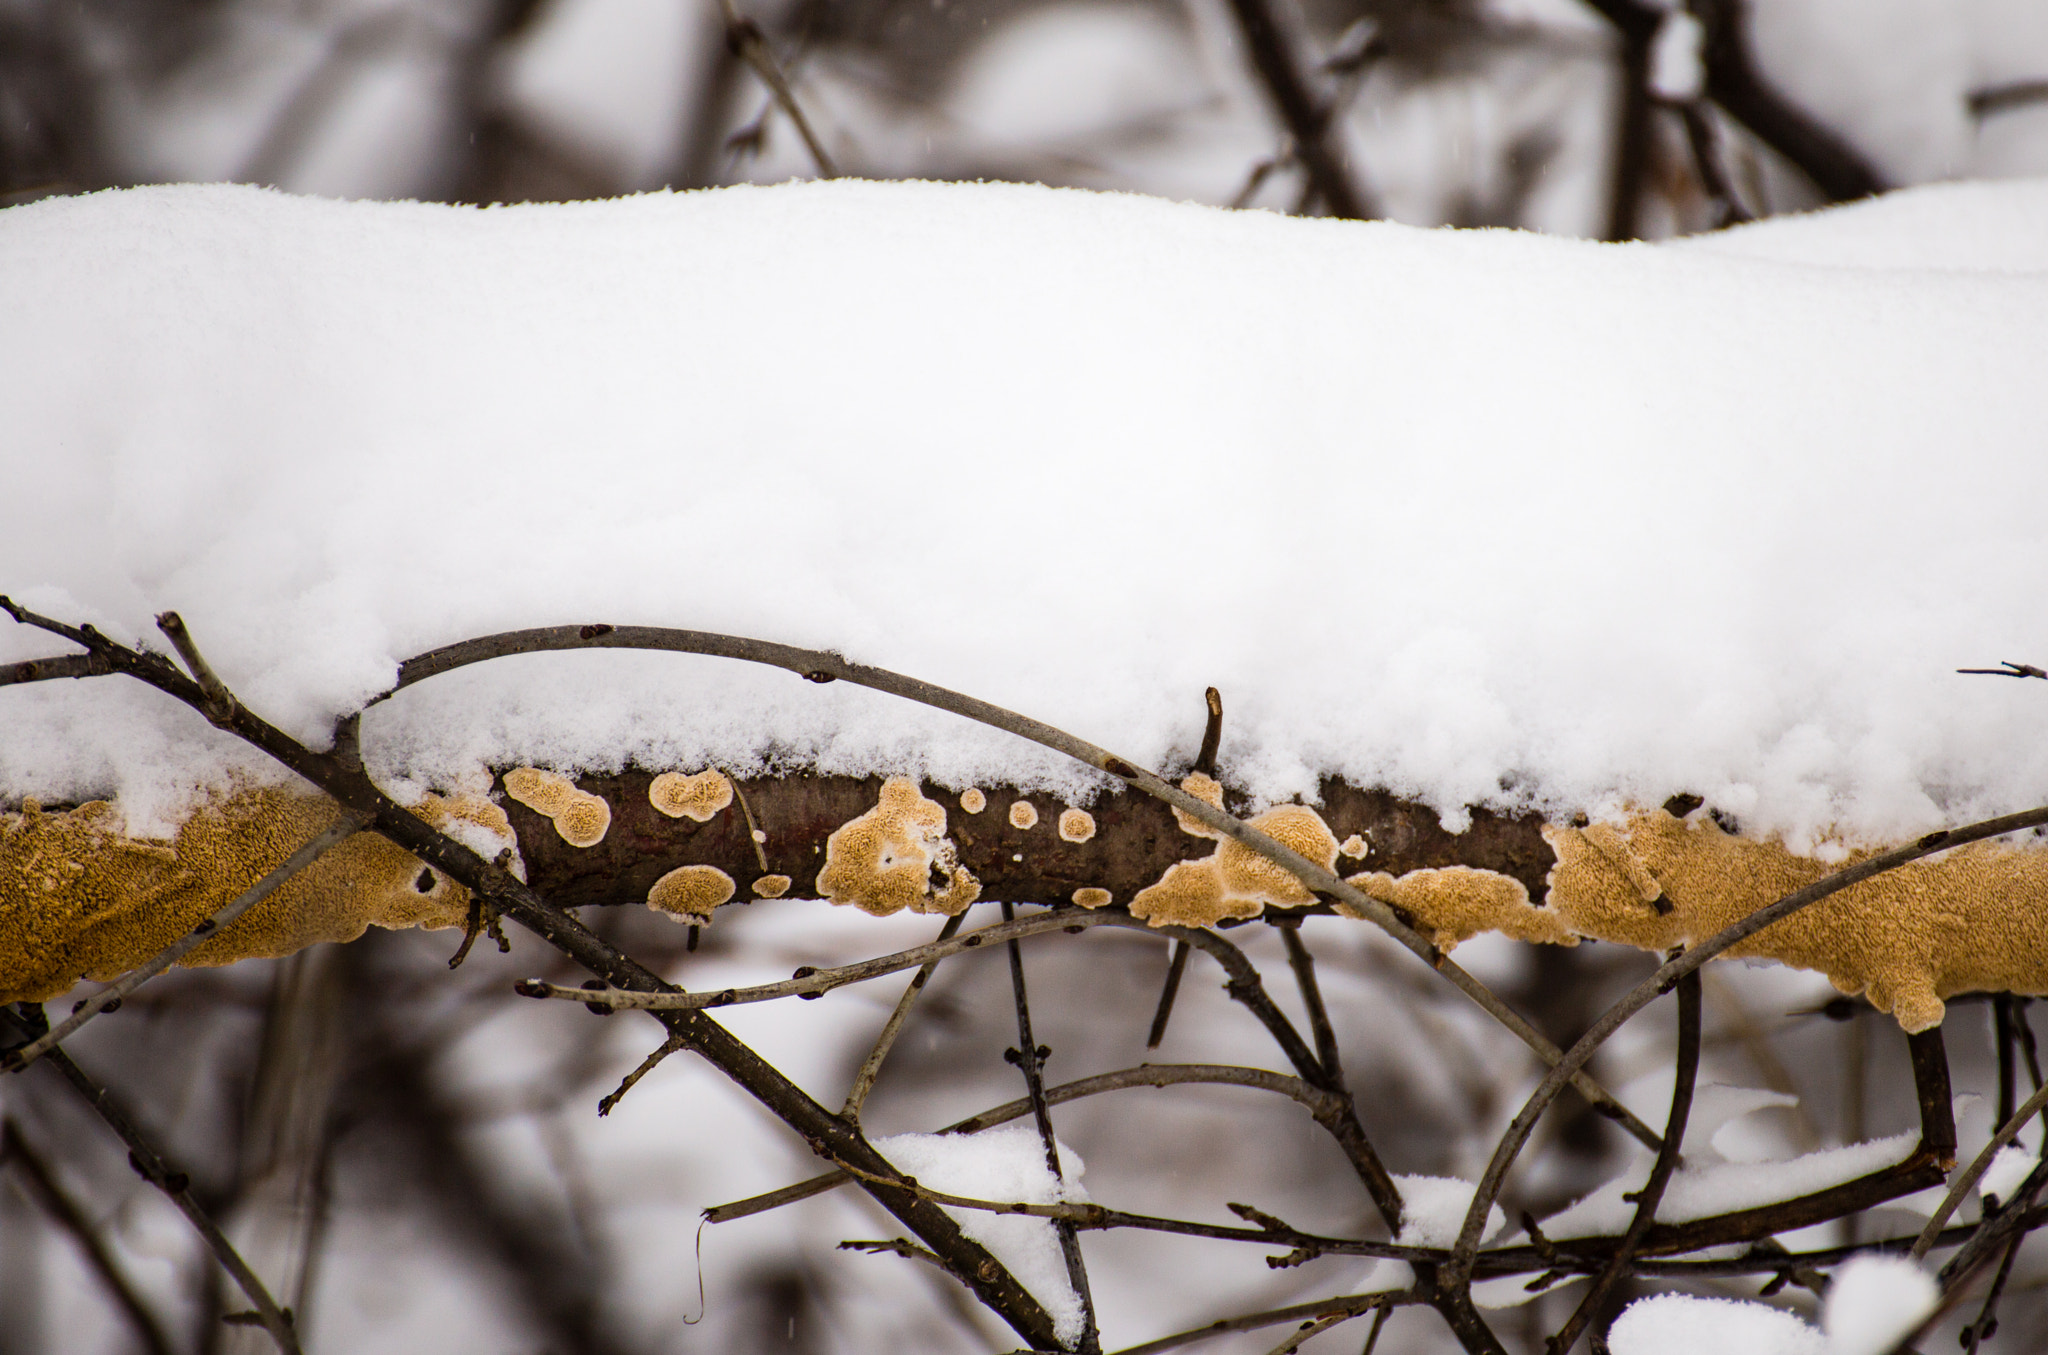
[1145, 939, 1192, 1050]
[1446, 799, 2048, 1286]
[0, 1008, 303, 1355]
[516, 908, 1108, 1009]
[844, 912, 966, 1119]
[598, 1032, 686, 1117]
[1957, 661, 2048, 680]
[154, 610, 239, 725]
[1911, 1075, 2048, 1258]
[368, 619, 1658, 1148]
[4, 811, 369, 1072]
[1107, 1291, 1409, 1355]
[1278, 921, 1340, 1081]
[717, 0, 837, 177]
[1218, 0, 1376, 218]
[1, 651, 105, 686]
[0, 1116, 179, 1355]
[1001, 898, 1100, 1353]
[708, 1062, 1343, 1222]
[1548, 967, 1700, 1353]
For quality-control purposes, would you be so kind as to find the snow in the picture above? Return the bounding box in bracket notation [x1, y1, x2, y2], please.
[1609, 1293, 1827, 1355]
[1978, 1142, 2037, 1203]
[1608, 1254, 1937, 1355]
[3, 178, 2048, 846]
[1538, 1131, 1917, 1239]
[1822, 1254, 1938, 1355]
[873, 1125, 1088, 1345]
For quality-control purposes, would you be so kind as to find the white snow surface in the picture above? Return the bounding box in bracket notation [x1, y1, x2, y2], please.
[874, 1126, 1088, 1345]
[1538, 1131, 1917, 1239]
[1978, 1142, 2037, 1202]
[1609, 1293, 1827, 1355]
[4, 178, 2048, 841]
[1822, 1254, 1938, 1355]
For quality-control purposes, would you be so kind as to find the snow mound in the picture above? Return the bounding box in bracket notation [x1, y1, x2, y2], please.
[4, 179, 2046, 844]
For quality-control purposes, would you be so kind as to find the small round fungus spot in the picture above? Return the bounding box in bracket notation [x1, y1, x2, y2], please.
[1009, 801, 1039, 830]
[1058, 809, 1095, 844]
[1340, 834, 1370, 860]
[960, 788, 987, 815]
[649, 769, 734, 822]
[553, 793, 612, 848]
[753, 874, 792, 899]
[648, 865, 736, 921]
[503, 767, 575, 817]
[1072, 887, 1113, 909]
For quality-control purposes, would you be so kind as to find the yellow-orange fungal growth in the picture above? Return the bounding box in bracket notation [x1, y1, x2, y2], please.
[503, 767, 574, 817]
[1340, 834, 1370, 860]
[1, 787, 471, 1003]
[1171, 773, 1227, 839]
[1215, 806, 1340, 909]
[753, 874, 792, 899]
[1131, 800, 1341, 928]
[960, 788, 987, 815]
[1009, 800, 1039, 830]
[1537, 810, 2048, 1033]
[647, 865, 735, 921]
[1071, 887, 1113, 909]
[503, 767, 610, 847]
[649, 770, 734, 822]
[816, 778, 981, 917]
[1340, 867, 1576, 953]
[552, 793, 611, 848]
[1059, 809, 1096, 844]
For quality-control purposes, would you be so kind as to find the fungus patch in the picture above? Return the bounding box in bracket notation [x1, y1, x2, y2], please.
[649, 769, 734, 822]
[1539, 810, 2048, 1032]
[1171, 773, 1227, 839]
[753, 874, 792, 899]
[1340, 834, 1370, 860]
[960, 788, 987, 815]
[503, 767, 612, 847]
[1009, 800, 1040, 831]
[2, 787, 471, 1003]
[1130, 793, 1341, 929]
[815, 778, 981, 916]
[1072, 887, 1112, 909]
[1340, 867, 1575, 953]
[1058, 809, 1095, 844]
[648, 864, 736, 921]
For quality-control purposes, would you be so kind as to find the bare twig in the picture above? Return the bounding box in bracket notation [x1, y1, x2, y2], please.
[1, 651, 105, 686]
[1912, 1075, 2048, 1258]
[1970, 80, 2048, 118]
[4, 810, 369, 1072]
[1000, 899, 1100, 1352]
[154, 610, 239, 726]
[1580, 0, 1884, 202]
[844, 912, 966, 1119]
[709, 1062, 1344, 1221]
[1108, 1291, 1410, 1355]
[1218, 0, 1377, 218]
[716, 0, 837, 177]
[517, 908, 1109, 1009]
[1, 1116, 179, 1355]
[598, 1032, 687, 1117]
[0, 1008, 302, 1355]
[1958, 661, 2048, 680]
[1278, 921, 1340, 1081]
[1145, 938, 1192, 1050]
[1548, 966, 1700, 1353]
[1446, 800, 2048, 1285]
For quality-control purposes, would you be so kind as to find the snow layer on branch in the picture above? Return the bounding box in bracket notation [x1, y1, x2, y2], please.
[1607, 1253, 1937, 1355]
[875, 1127, 1088, 1345]
[2, 179, 2046, 842]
